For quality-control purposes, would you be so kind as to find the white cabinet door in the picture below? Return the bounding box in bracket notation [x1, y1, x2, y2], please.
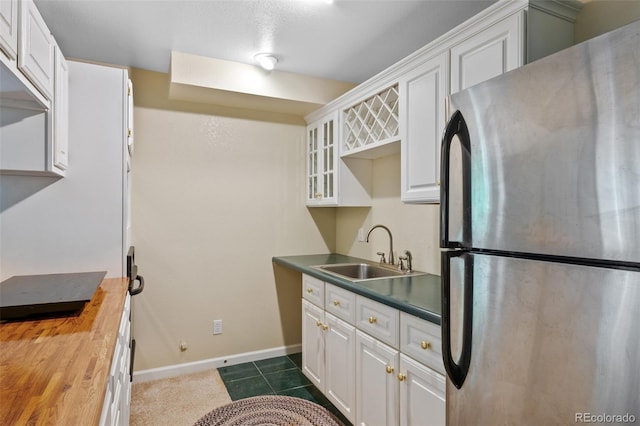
[306, 111, 338, 206]
[18, 0, 54, 99]
[325, 312, 356, 423]
[306, 122, 320, 203]
[400, 52, 448, 203]
[302, 299, 325, 390]
[356, 330, 399, 426]
[53, 44, 68, 171]
[0, 0, 18, 59]
[450, 12, 524, 94]
[399, 354, 446, 426]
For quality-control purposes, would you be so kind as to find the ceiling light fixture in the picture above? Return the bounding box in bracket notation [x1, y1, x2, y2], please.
[254, 53, 278, 71]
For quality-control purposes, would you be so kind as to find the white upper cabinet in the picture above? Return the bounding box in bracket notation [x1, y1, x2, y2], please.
[18, 0, 54, 100]
[450, 12, 524, 95]
[1, 0, 68, 176]
[306, 112, 337, 205]
[0, 0, 18, 60]
[305, 0, 580, 205]
[342, 83, 400, 158]
[306, 110, 371, 207]
[400, 52, 448, 204]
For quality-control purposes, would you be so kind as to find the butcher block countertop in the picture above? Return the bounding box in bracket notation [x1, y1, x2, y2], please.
[0, 277, 128, 425]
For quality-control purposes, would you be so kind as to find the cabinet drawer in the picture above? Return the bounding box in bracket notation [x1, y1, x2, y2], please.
[356, 296, 399, 348]
[400, 312, 444, 374]
[325, 283, 355, 325]
[302, 274, 324, 307]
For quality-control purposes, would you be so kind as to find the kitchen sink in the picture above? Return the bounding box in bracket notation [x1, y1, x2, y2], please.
[313, 263, 423, 282]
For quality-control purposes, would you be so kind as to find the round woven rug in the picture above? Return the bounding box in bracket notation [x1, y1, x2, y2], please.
[194, 395, 344, 426]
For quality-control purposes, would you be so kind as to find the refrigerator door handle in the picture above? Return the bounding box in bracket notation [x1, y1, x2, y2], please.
[129, 275, 144, 296]
[440, 109, 471, 249]
[441, 250, 473, 389]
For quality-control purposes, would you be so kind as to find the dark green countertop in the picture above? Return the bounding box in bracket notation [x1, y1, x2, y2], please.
[272, 253, 441, 325]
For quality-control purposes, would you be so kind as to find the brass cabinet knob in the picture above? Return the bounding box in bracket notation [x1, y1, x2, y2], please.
[333, 300, 340, 306]
[397, 373, 407, 382]
[437, 179, 441, 186]
[368, 316, 377, 324]
[420, 340, 432, 350]
[316, 320, 322, 327]
[385, 365, 394, 374]
[307, 288, 313, 293]
[321, 323, 328, 331]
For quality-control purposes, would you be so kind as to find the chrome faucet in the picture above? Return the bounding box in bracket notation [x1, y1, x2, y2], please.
[366, 224, 394, 265]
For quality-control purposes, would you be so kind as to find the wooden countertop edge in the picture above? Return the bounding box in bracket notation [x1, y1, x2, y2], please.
[0, 277, 129, 426]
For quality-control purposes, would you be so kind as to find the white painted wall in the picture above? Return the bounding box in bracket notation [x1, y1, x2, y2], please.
[0, 62, 127, 280]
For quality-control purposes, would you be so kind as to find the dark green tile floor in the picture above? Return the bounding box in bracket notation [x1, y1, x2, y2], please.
[218, 353, 352, 426]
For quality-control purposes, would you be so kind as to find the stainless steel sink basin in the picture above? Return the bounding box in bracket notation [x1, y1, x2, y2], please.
[313, 263, 423, 281]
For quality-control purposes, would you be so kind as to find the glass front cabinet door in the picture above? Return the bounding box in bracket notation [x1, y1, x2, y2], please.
[307, 111, 338, 206]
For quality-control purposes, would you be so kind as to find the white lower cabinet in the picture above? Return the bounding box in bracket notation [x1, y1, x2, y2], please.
[301, 274, 446, 426]
[302, 299, 325, 389]
[100, 293, 131, 426]
[302, 298, 356, 423]
[325, 312, 356, 420]
[356, 330, 399, 426]
[399, 354, 446, 426]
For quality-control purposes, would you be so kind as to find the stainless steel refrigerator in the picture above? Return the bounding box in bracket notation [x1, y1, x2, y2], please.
[439, 20, 640, 425]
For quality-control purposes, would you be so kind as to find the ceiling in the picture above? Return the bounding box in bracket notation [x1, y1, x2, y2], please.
[35, 0, 497, 84]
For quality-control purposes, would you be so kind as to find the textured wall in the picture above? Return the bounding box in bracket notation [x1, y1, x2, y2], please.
[130, 69, 335, 371]
[574, 0, 640, 43]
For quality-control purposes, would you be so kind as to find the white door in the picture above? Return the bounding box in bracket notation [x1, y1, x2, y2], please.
[450, 12, 524, 94]
[325, 312, 356, 423]
[399, 354, 446, 426]
[302, 299, 325, 390]
[356, 330, 399, 426]
[400, 51, 448, 203]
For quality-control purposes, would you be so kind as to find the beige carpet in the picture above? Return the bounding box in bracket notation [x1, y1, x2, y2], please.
[130, 369, 232, 426]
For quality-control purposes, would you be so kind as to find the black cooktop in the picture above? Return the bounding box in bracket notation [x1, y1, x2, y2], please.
[0, 271, 106, 321]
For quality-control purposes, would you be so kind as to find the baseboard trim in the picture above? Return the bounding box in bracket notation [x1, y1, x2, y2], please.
[132, 344, 302, 383]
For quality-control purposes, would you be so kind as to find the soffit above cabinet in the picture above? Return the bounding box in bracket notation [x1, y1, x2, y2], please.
[168, 51, 355, 117]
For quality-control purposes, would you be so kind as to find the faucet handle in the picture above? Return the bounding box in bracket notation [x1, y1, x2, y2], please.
[400, 250, 413, 273]
[376, 252, 386, 264]
[398, 256, 406, 271]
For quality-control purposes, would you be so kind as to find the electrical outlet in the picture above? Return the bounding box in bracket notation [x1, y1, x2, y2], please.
[213, 319, 223, 335]
[358, 228, 365, 242]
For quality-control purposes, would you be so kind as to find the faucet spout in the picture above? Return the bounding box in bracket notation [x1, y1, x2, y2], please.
[365, 224, 395, 265]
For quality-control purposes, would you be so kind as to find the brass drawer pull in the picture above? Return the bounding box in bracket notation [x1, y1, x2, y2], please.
[307, 288, 313, 294]
[420, 340, 432, 350]
[333, 300, 340, 306]
[368, 316, 377, 324]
